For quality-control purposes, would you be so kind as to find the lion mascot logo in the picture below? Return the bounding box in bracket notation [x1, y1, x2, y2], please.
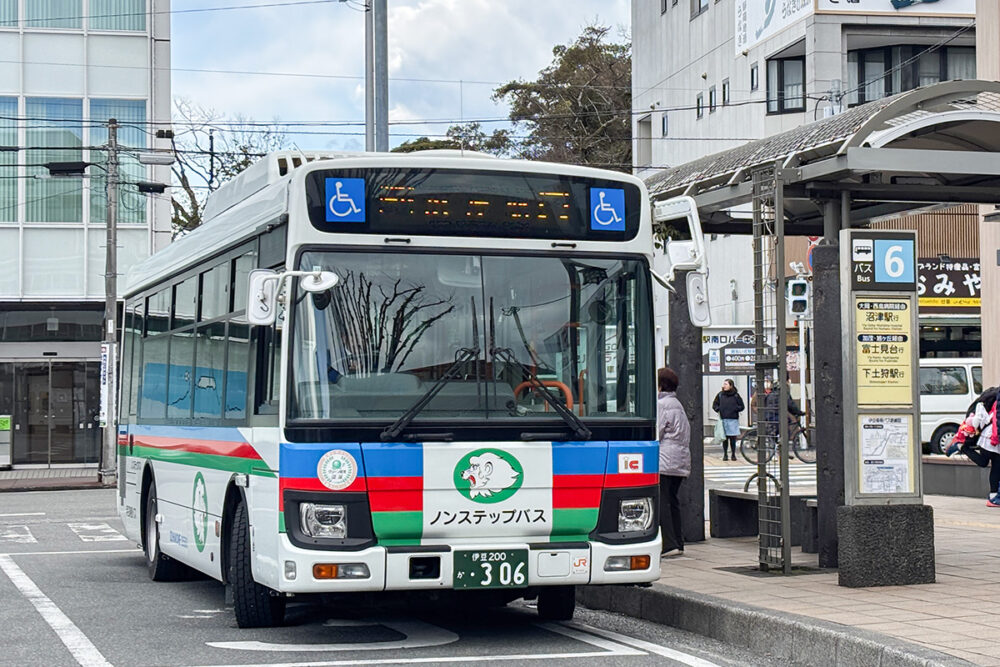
[461, 452, 521, 499]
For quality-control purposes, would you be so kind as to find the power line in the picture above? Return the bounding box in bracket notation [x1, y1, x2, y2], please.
[11, 0, 345, 26]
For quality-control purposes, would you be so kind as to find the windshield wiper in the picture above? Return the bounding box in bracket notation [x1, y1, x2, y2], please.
[380, 297, 480, 442]
[488, 298, 592, 441]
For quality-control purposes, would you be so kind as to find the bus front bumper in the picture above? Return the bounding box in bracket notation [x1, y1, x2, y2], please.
[273, 534, 661, 593]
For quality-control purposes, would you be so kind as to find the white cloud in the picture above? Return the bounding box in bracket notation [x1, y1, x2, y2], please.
[171, 0, 630, 150]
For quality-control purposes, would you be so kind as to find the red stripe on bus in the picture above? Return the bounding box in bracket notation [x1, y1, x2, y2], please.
[552, 474, 604, 488]
[365, 476, 423, 491]
[553, 486, 602, 508]
[368, 489, 423, 512]
[133, 435, 264, 460]
[278, 477, 368, 509]
[603, 472, 659, 488]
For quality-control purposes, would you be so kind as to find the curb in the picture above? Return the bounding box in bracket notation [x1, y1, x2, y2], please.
[577, 582, 974, 667]
[0, 481, 103, 493]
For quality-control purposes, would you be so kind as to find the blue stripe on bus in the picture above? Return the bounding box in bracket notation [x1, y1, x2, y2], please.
[606, 441, 660, 474]
[279, 442, 367, 479]
[128, 424, 249, 443]
[360, 442, 423, 478]
[551, 441, 608, 476]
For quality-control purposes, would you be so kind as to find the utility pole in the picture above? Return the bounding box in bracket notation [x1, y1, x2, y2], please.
[365, 0, 375, 151]
[100, 119, 120, 487]
[208, 129, 216, 191]
[373, 0, 388, 151]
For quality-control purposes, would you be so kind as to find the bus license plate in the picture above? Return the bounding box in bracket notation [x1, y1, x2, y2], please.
[453, 549, 528, 589]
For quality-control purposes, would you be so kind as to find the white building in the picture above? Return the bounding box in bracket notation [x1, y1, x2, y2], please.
[634, 0, 978, 429]
[0, 0, 171, 468]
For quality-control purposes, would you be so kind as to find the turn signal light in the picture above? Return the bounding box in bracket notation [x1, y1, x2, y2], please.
[630, 555, 650, 570]
[313, 564, 338, 579]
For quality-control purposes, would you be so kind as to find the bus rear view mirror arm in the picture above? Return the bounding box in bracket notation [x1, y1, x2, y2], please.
[247, 268, 340, 327]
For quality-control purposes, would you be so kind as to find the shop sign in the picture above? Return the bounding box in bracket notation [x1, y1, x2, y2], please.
[855, 298, 912, 406]
[917, 257, 980, 313]
[735, 0, 812, 55]
[816, 0, 974, 16]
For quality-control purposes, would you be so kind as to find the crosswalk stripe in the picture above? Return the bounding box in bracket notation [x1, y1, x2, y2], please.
[67, 523, 127, 543]
[0, 525, 37, 544]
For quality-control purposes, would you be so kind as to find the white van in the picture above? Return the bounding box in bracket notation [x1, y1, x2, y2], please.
[919, 358, 983, 453]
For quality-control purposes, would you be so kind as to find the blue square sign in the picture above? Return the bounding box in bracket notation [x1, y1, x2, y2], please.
[590, 187, 625, 231]
[874, 239, 915, 284]
[325, 177, 366, 223]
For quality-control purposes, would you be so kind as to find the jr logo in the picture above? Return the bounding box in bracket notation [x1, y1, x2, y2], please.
[618, 453, 643, 474]
[454, 449, 524, 504]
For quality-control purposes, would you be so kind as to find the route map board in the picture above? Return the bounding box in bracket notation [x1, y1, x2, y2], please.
[858, 414, 914, 495]
[855, 297, 912, 406]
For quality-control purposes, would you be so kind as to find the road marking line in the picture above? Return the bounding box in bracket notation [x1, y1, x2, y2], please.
[563, 621, 722, 667]
[0, 554, 111, 667]
[0, 512, 46, 518]
[207, 619, 459, 652]
[0, 525, 37, 544]
[0, 548, 136, 557]
[196, 650, 633, 667]
[538, 621, 646, 654]
[67, 522, 128, 542]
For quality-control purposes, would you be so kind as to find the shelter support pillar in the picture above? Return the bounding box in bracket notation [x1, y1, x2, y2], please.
[669, 270, 705, 543]
[813, 201, 844, 568]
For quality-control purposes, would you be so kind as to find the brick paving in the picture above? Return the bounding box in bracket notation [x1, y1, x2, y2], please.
[0, 467, 101, 491]
[659, 494, 1000, 665]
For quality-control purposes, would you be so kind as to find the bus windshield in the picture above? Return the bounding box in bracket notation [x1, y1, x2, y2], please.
[288, 250, 652, 424]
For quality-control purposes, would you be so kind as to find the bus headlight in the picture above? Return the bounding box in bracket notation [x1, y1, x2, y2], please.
[618, 498, 653, 533]
[300, 503, 347, 538]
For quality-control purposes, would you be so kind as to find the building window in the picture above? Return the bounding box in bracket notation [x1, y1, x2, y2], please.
[722, 78, 730, 106]
[90, 99, 147, 224]
[636, 115, 652, 167]
[0, 97, 14, 222]
[709, 85, 717, 113]
[661, 112, 668, 137]
[847, 45, 976, 106]
[25, 0, 81, 29]
[90, 0, 146, 31]
[766, 57, 805, 114]
[750, 63, 759, 91]
[0, 0, 16, 28]
[690, 0, 708, 18]
[25, 98, 84, 223]
[696, 93, 704, 119]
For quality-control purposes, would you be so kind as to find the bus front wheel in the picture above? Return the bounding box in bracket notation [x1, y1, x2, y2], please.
[537, 585, 576, 621]
[229, 501, 286, 628]
[144, 480, 187, 582]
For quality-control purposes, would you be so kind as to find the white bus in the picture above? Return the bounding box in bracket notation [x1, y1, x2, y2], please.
[116, 150, 667, 628]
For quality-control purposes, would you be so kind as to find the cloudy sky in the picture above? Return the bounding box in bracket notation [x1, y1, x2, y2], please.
[171, 0, 631, 151]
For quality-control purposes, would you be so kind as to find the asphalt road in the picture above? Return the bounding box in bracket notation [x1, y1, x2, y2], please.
[0, 489, 789, 667]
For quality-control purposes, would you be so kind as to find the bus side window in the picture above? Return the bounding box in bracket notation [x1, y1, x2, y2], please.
[254, 321, 282, 416]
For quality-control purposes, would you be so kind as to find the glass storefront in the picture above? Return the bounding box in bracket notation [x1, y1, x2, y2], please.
[0, 360, 101, 466]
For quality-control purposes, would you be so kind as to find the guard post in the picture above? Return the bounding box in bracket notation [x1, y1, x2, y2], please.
[836, 229, 934, 587]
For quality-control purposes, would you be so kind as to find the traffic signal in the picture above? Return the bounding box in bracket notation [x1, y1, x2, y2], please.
[787, 278, 811, 318]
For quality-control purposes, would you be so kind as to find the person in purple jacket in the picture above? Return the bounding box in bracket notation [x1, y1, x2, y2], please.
[657, 367, 691, 557]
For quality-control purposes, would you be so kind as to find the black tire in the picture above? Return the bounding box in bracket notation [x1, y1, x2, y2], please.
[144, 481, 187, 582]
[537, 585, 576, 621]
[931, 425, 959, 455]
[230, 501, 285, 628]
[739, 429, 775, 464]
[792, 427, 816, 464]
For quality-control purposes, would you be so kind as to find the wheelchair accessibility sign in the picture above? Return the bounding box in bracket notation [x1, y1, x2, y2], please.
[590, 187, 625, 231]
[325, 178, 366, 223]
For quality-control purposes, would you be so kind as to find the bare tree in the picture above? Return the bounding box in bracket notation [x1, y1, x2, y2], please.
[170, 98, 289, 234]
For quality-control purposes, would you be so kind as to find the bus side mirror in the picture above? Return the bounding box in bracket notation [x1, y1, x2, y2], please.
[247, 269, 279, 327]
[652, 196, 711, 327]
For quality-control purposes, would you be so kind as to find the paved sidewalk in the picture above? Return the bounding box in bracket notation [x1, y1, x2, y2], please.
[650, 494, 1000, 665]
[0, 467, 102, 491]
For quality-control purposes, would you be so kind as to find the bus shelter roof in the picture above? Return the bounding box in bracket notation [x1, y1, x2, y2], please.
[645, 80, 1000, 235]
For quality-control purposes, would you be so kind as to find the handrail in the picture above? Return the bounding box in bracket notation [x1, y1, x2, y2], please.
[514, 380, 573, 411]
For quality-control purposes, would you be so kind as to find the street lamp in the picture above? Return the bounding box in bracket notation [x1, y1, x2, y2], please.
[45, 120, 172, 487]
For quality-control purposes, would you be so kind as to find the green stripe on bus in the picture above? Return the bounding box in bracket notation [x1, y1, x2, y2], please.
[129, 445, 276, 478]
[278, 513, 286, 533]
[371, 511, 422, 542]
[551, 508, 599, 537]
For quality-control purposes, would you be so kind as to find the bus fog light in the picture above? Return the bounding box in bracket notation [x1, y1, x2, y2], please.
[337, 563, 370, 579]
[604, 556, 631, 571]
[284, 560, 297, 580]
[300, 503, 347, 538]
[618, 498, 653, 532]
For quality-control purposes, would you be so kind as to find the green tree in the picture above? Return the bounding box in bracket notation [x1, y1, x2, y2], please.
[393, 122, 512, 155]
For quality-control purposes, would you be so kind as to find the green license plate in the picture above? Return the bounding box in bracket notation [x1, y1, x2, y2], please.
[453, 549, 528, 589]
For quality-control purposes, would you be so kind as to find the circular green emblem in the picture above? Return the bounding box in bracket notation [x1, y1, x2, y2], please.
[192, 472, 208, 553]
[453, 448, 523, 504]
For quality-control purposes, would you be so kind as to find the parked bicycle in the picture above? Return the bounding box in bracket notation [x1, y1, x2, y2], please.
[739, 419, 815, 464]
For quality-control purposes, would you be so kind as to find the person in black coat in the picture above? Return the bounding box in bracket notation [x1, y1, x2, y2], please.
[712, 379, 745, 461]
